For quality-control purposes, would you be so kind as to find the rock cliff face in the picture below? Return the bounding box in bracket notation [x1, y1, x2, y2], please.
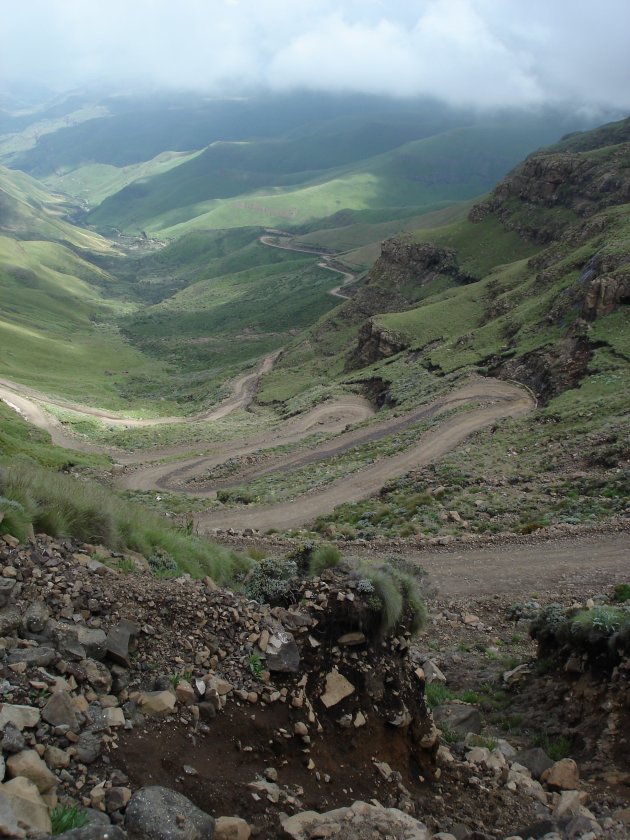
[470, 137, 630, 243]
[346, 240, 474, 368]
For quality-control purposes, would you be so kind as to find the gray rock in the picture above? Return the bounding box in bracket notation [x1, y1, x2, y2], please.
[22, 602, 50, 634]
[105, 625, 133, 667]
[265, 631, 300, 673]
[125, 786, 215, 840]
[1, 722, 25, 753]
[0, 605, 21, 637]
[433, 702, 482, 737]
[76, 627, 107, 660]
[75, 731, 102, 764]
[7, 646, 56, 667]
[49, 826, 126, 839]
[42, 691, 81, 732]
[0, 579, 16, 608]
[514, 747, 554, 780]
[80, 659, 113, 694]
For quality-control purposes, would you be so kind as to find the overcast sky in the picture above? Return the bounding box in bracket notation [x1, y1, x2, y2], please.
[2, 0, 629, 110]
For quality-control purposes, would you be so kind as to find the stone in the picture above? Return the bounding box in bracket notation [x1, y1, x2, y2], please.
[0, 776, 51, 834]
[463, 614, 480, 625]
[137, 691, 176, 716]
[105, 786, 132, 813]
[75, 627, 107, 660]
[433, 702, 481, 736]
[7, 646, 55, 667]
[48, 826, 127, 840]
[0, 722, 26, 753]
[0, 579, 16, 608]
[0, 789, 22, 839]
[42, 691, 81, 731]
[423, 660, 447, 684]
[44, 746, 71, 770]
[22, 602, 49, 634]
[0, 704, 41, 731]
[215, 816, 251, 840]
[542, 758, 580, 790]
[105, 623, 137, 667]
[125, 785, 215, 840]
[281, 801, 429, 840]
[6, 750, 58, 793]
[75, 731, 102, 764]
[265, 631, 300, 673]
[514, 747, 554, 780]
[81, 659, 113, 694]
[337, 632, 366, 646]
[175, 680, 195, 705]
[553, 789, 589, 818]
[0, 605, 21, 636]
[320, 670, 355, 708]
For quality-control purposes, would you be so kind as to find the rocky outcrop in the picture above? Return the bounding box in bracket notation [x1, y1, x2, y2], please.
[470, 134, 630, 243]
[345, 319, 409, 369]
[489, 326, 593, 404]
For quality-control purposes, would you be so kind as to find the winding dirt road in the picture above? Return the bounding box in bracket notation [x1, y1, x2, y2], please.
[194, 379, 534, 533]
[259, 233, 356, 300]
[0, 351, 280, 451]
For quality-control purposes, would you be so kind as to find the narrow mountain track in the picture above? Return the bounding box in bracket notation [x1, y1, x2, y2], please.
[0, 350, 280, 450]
[259, 233, 356, 299]
[194, 379, 535, 532]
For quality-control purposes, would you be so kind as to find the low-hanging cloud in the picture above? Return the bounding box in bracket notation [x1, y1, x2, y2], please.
[2, 0, 629, 110]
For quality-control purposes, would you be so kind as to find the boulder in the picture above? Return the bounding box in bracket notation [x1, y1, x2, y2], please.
[6, 750, 58, 793]
[0, 704, 41, 731]
[433, 702, 481, 737]
[80, 659, 113, 694]
[137, 691, 176, 717]
[542, 758, 580, 790]
[214, 816, 251, 839]
[265, 631, 300, 673]
[7, 646, 56, 667]
[42, 691, 81, 731]
[514, 747, 554, 780]
[0, 789, 23, 839]
[125, 786, 215, 840]
[50, 826, 127, 839]
[281, 800, 428, 840]
[0, 605, 21, 636]
[0, 776, 51, 834]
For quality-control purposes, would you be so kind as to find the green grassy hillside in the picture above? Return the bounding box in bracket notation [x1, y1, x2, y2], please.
[86, 117, 587, 237]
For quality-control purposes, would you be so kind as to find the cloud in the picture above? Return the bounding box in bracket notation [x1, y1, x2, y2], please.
[1, 0, 629, 110]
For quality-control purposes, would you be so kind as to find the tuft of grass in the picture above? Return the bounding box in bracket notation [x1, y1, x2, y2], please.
[533, 732, 572, 761]
[51, 804, 89, 835]
[613, 583, 630, 603]
[308, 543, 341, 576]
[424, 683, 456, 709]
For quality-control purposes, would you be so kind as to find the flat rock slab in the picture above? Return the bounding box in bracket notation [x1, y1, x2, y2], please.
[0, 704, 41, 731]
[320, 670, 355, 708]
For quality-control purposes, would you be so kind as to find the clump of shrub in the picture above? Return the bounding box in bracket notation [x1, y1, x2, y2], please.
[531, 602, 630, 666]
[355, 565, 427, 637]
[216, 487, 257, 505]
[613, 583, 630, 603]
[244, 557, 298, 605]
[309, 543, 341, 576]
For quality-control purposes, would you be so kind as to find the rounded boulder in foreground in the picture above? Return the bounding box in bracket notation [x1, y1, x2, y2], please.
[125, 786, 215, 840]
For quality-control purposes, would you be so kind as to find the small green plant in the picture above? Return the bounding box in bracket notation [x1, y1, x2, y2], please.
[308, 543, 341, 576]
[612, 583, 630, 603]
[51, 804, 89, 835]
[534, 732, 572, 761]
[248, 651, 264, 679]
[439, 723, 459, 744]
[116, 557, 135, 574]
[168, 674, 181, 688]
[424, 683, 456, 708]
